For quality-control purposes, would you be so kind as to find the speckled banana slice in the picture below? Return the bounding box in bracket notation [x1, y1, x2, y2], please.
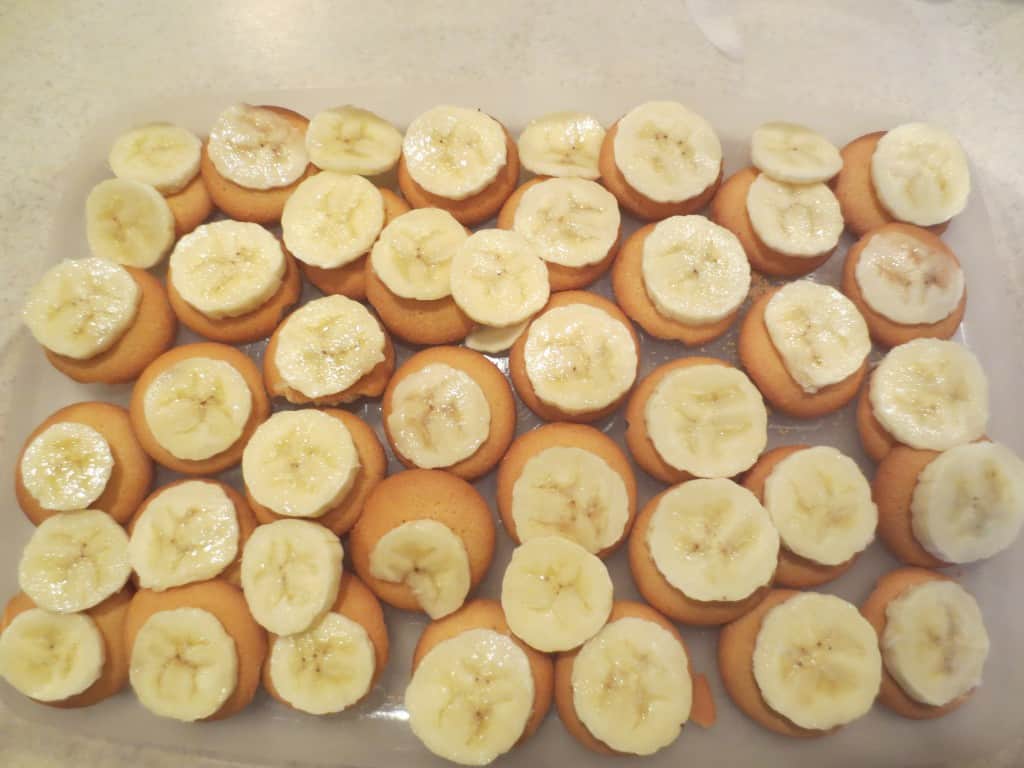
[746, 174, 843, 257]
[108, 122, 202, 193]
[464, 319, 529, 354]
[305, 105, 402, 176]
[370, 208, 467, 301]
[85, 178, 175, 268]
[207, 103, 308, 190]
[518, 111, 604, 179]
[19, 422, 114, 512]
[750, 122, 842, 183]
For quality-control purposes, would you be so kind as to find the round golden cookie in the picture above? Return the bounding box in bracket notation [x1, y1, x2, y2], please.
[124, 579, 266, 720]
[129, 342, 270, 475]
[871, 445, 947, 568]
[246, 408, 386, 536]
[738, 288, 868, 418]
[382, 346, 516, 480]
[15, 401, 153, 526]
[598, 121, 723, 221]
[199, 105, 316, 225]
[841, 223, 966, 349]
[495, 422, 637, 558]
[45, 267, 177, 385]
[855, 372, 899, 463]
[509, 290, 640, 423]
[1, 588, 132, 708]
[495, 178, 621, 291]
[165, 171, 214, 238]
[628, 485, 773, 625]
[349, 469, 496, 614]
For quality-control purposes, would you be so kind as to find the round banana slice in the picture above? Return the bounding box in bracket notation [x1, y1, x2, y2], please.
[911, 441, 1024, 563]
[19, 422, 114, 512]
[871, 123, 971, 227]
[405, 628, 534, 766]
[745, 174, 843, 257]
[612, 100, 722, 203]
[449, 229, 550, 327]
[108, 122, 203, 194]
[764, 281, 871, 393]
[18, 509, 131, 613]
[517, 111, 605, 179]
[870, 338, 989, 451]
[881, 580, 989, 707]
[402, 105, 508, 200]
[85, 178, 175, 268]
[750, 122, 842, 184]
[370, 207, 467, 301]
[464, 319, 529, 354]
[641, 215, 750, 325]
[242, 410, 360, 519]
[305, 105, 403, 176]
[207, 103, 309, 190]
[753, 593, 882, 730]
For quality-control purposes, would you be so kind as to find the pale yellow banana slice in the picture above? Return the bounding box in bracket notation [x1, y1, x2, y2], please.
[19, 422, 114, 512]
[108, 122, 202, 194]
[464, 319, 529, 354]
[750, 122, 842, 184]
[517, 111, 605, 179]
[305, 105, 403, 176]
[207, 103, 308, 190]
[745, 174, 843, 257]
[370, 207, 467, 300]
[85, 178, 175, 268]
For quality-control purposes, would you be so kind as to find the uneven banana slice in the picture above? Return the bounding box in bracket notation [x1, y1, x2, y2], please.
[750, 122, 842, 184]
[753, 593, 881, 730]
[369, 519, 472, 619]
[911, 442, 1024, 563]
[464, 319, 529, 354]
[764, 281, 871, 393]
[273, 295, 387, 400]
[881, 580, 989, 707]
[240, 519, 343, 635]
[129, 607, 238, 721]
[20, 422, 114, 512]
[405, 628, 534, 766]
[18, 509, 131, 613]
[746, 174, 843, 257]
[169, 220, 286, 318]
[449, 230, 550, 327]
[641, 215, 750, 325]
[242, 409, 360, 519]
[370, 207, 467, 300]
[871, 123, 971, 227]
[518, 111, 605, 179]
[645, 364, 767, 478]
[85, 178, 175, 268]
[207, 103, 308, 190]
[870, 338, 989, 451]
[142, 356, 253, 461]
[612, 100, 722, 203]
[305, 105, 403, 176]
[763, 446, 877, 566]
[647, 479, 778, 602]
[571, 617, 692, 755]
[108, 122, 203, 193]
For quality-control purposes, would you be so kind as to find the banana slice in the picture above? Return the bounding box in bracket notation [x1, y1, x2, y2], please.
[242, 410, 360, 519]
[129, 607, 238, 721]
[142, 356, 253, 461]
[501, 535, 613, 652]
[881, 580, 989, 707]
[524, 304, 638, 414]
[763, 446, 877, 566]
[511, 178, 620, 268]
[571, 617, 692, 755]
[745, 174, 843, 257]
[369, 519, 471, 619]
[911, 442, 1024, 563]
[764, 281, 871, 393]
[870, 339, 989, 451]
[281, 172, 385, 269]
[871, 123, 971, 227]
[370, 208, 467, 300]
[854, 229, 965, 325]
[128, 481, 241, 590]
[517, 111, 605, 179]
[464, 319, 529, 354]
[18, 509, 131, 613]
[449, 230, 550, 327]
[645, 364, 767, 478]
[612, 100, 722, 203]
[305, 105, 403, 176]
[402, 105, 508, 200]
[753, 593, 881, 730]
[641, 215, 750, 325]
[273, 295, 387, 400]
[207, 103, 308, 190]
[648, 479, 778, 602]
[20, 422, 114, 512]
[0, 609, 105, 702]
[511, 446, 629, 553]
[85, 178, 175, 268]
[169, 220, 286, 318]
[405, 628, 534, 766]
[108, 122, 202, 194]
[750, 122, 842, 184]
[240, 519, 343, 635]
[268, 610, 376, 714]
